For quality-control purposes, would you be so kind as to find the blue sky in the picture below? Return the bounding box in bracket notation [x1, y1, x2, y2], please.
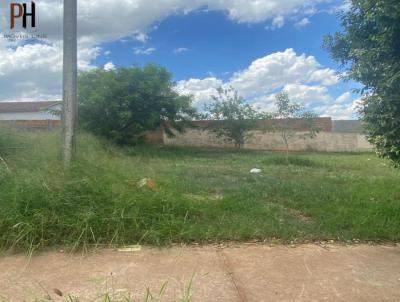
[97, 8, 341, 80]
[0, 0, 360, 119]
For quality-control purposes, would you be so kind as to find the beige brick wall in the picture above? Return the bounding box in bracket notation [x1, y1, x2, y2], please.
[164, 129, 373, 152]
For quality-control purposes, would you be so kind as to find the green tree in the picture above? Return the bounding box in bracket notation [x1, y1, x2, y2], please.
[78, 65, 196, 145]
[204, 87, 266, 149]
[323, 0, 400, 167]
[271, 91, 319, 158]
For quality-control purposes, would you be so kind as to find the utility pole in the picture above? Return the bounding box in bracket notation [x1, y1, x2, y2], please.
[62, 0, 77, 168]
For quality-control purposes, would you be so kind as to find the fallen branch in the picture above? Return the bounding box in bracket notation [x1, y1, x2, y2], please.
[0, 155, 11, 173]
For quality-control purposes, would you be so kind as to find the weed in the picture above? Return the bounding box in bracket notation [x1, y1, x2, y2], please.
[0, 131, 399, 252]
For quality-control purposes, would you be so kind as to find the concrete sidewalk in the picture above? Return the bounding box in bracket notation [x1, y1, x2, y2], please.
[0, 244, 399, 301]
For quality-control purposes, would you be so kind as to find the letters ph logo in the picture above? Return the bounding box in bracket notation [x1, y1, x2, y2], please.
[10, 2, 36, 29]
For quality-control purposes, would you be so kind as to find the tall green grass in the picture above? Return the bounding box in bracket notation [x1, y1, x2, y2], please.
[0, 130, 399, 252]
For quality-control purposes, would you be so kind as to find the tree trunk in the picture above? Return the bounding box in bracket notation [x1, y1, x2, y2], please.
[285, 140, 289, 163]
[281, 131, 290, 163]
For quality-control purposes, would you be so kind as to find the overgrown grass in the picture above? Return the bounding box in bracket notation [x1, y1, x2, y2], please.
[0, 130, 399, 252]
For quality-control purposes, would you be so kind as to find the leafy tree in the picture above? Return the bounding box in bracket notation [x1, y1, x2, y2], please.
[323, 0, 400, 167]
[78, 65, 196, 145]
[204, 87, 266, 149]
[271, 91, 319, 158]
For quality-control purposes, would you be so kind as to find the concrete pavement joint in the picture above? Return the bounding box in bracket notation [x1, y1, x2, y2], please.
[1, 244, 400, 301]
[216, 247, 246, 302]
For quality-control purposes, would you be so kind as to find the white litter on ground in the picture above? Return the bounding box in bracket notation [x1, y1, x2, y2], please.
[118, 245, 142, 252]
[250, 168, 262, 174]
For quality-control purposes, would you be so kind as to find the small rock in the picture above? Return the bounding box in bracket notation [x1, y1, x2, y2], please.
[250, 168, 262, 174]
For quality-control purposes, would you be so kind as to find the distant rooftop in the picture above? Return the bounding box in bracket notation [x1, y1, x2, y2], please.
[0, 101, 61, 113]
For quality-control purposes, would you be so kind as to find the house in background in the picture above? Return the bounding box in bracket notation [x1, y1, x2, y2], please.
[0, 101, 62, 129]
[0, 101, 61, 121]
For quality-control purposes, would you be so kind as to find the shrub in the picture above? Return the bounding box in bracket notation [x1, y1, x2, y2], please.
[78, 65, 196, 145]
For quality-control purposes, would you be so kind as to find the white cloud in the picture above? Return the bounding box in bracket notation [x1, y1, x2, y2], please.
[0, 0, 333, 102]
[103, 62, 116, 71]
[252, 85, 360, 120]
[0, 40, 98, 101]
[328, 0, 352, 14]
[251, 94, 277, 112]
[252, 83, 333, 113]
[173, 47, 189, 54]
[295, 17, 310, 28]
[282, 83, 331, 105]
[0, 0, 330, 44]
[314, 98, 361, 119]
[266, 16, 285, 30]
[176, 49, 359, 118]
[309, 68, 339, 86]
[229, 48, 329, 97]
[336, 92, 351, 104]
[134, 47, 156, 55]
[311, 93, 361, 119]
[134, 32, 149, 43]
[210, 0, 326, 23]
[175, 77, 223, 108]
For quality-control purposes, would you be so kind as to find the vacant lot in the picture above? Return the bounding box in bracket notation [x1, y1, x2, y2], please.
[0, 130, 399, 251]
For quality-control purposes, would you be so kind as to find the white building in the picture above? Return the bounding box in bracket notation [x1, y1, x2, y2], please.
[0, 101, 61, 121]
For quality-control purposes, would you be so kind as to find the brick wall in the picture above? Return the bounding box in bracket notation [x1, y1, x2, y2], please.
[176, 117, 332, 132]
[164, 129, 373, 152]
[145, 129, 164, 144]
[332, 120, 366, 133]
[0, 120, 61, 130]
[157, 118, 373, 152]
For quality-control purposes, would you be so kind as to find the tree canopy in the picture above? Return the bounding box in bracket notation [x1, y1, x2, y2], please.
[323, 0, 400, 167]
[204, 87, 266, 149]
[271, 91, 319, 157]
[78, 65, 196, 145]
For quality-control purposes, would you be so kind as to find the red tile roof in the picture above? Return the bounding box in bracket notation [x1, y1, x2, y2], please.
[0, 101, 61, 113]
